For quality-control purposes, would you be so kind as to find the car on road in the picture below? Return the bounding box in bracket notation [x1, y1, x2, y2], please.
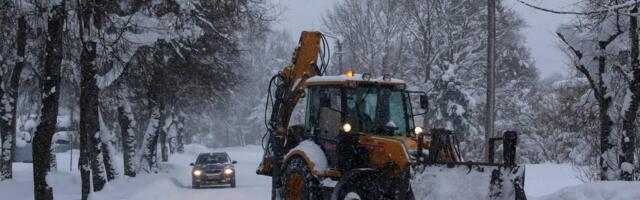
[190, 152, 237, 188]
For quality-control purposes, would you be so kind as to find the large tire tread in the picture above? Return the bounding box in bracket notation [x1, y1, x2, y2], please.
[283, 157, 319, 200]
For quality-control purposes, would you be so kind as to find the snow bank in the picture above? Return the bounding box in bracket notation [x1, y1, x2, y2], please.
[535, 181, 640, 200]
[525, 163, 582, 197]
[411, 164, 524, 200]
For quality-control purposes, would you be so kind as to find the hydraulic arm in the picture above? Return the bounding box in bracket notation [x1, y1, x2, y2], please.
[258, 31, 327, 198]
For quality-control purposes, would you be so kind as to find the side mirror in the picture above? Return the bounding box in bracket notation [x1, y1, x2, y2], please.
[232, 160, 238, 164]
[190, 163, 194, 166]
[419, 95, 429, 110]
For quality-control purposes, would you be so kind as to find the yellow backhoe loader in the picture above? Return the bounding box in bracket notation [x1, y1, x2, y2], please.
[256, 31, 526, 200]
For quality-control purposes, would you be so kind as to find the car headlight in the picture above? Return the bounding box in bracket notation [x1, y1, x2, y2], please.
[193, 170, 202, 176]
[224, 168, 233, 174]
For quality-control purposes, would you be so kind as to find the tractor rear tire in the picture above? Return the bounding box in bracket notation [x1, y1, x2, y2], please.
[283, 157, 319, 200]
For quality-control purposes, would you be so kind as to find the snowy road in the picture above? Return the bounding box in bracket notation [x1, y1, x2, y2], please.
[92, 145, 272, 200]
[0, 145, 272, 200]
[1, 144, 632, 200]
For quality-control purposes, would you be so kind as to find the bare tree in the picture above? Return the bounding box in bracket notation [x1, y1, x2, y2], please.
[621, 2, 639, 181]
[32, 1, 66, 199]
[324, 0, 409, 75]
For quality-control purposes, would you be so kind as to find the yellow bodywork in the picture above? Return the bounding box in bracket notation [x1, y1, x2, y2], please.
[359, 135, 413, 175]
[282, 134, 418, 177]
[275, 31, 322, 139]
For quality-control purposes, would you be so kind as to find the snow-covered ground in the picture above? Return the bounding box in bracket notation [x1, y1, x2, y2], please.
[0, 145, 271, 200]
[525, 163, 583, 197]
[1, 145, 638, 200]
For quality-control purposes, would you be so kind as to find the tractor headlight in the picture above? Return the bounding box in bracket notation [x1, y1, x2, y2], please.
[342, 123, 352, 133]
[415, 127, 424, 135]
[224, 168, 234, 175]
[193, 170, 202, 176]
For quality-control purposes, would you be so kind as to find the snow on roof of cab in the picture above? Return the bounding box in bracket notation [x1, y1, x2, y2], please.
[305, 74, 405, 84]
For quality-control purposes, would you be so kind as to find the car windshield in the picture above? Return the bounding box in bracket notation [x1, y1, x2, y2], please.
[197, 154, 228, 164]
[344, 87, 412, 136]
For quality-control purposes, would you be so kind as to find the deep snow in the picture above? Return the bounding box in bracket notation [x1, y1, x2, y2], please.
[0, 144, 637, 200]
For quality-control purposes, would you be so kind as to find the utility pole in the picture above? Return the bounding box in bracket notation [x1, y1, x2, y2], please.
[336, 40, 344, 73]
[485, 0, 496, 163]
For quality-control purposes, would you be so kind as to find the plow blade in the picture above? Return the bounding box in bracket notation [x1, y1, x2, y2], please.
[411, 163, 526, 200]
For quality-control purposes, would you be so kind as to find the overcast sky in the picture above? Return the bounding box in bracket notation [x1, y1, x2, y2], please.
[272, 0, 580, 78]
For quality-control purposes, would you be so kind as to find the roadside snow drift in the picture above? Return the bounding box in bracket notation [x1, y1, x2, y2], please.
[411, 164, 525, 200]
[534, 181, 640, 200]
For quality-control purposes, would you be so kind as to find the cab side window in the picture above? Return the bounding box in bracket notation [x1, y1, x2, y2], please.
[305, 87, 342, 140]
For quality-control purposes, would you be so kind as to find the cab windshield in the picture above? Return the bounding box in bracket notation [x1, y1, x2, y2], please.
[345, 87, 412, 136]
[305, 86, 414, 137]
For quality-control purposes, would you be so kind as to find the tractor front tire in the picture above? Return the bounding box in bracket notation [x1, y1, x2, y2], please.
[283, 157, 319, 200]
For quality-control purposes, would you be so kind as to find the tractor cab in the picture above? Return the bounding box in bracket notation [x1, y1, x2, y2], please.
[298, 72, 426, 172]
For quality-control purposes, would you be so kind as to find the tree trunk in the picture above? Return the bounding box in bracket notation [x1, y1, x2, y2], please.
[32, 3, 65, 199]
[88, 60, 106, 192]
[81, 40, 107, 191]
[176, 113, 184, 153]
[140, 100, 162, 173]
[10, 16, 27, 163]
[101, 142, 116, 180]
[49, 152, 57, 171]
[597, 41, 616, 181]
[118, 102, 136, 177]
[484, 0, 496, 163]
[0, 85, 11, 180]
[78, 39, 96, 199]
[98, 109, 117, 181]
[622, 4, 639, 181]
[160, 118, 168, 162]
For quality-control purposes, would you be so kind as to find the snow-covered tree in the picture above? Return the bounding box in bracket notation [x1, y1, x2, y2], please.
[324, 0, 409, 76]
[0, 0, 29, 181]
[325, 0, 539, 160]
[552, 0, 639, 180]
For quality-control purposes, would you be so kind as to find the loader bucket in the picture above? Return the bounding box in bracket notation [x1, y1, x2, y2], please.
[410, 162, 526, 200]
[410, 129, 526, 200]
